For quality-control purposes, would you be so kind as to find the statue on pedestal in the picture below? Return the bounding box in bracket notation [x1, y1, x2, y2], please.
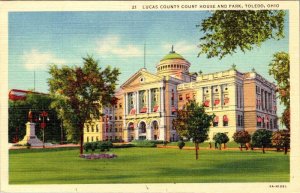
[18, 110, 43, 147]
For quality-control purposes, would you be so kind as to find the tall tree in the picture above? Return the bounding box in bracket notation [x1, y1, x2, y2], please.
[198, 10, 285, 59]
[172, 100, 214, 160]
[269, 52, 290, 130]
[48, 56, 120, 154]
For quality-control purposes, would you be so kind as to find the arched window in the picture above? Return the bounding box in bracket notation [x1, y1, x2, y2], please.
[86, 125, 89, 132]
[96, 125, 99, 132]
[140, 122, 146, 133]
[87, 136, 89, 142]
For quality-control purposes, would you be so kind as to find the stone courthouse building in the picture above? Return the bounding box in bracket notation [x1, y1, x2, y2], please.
[84, 48, 278, 143]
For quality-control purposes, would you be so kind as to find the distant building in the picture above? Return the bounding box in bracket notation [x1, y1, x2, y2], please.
[84, 48, 278, 143]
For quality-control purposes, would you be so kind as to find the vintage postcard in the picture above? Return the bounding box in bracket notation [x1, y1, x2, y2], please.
[0, 1, 299, 193]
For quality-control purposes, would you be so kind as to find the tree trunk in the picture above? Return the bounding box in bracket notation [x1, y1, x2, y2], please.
[195, 142, 199, 160]
[240, 144, 243, 151]
[219, 143, 221, 150]
[223, 143, 226, 149]
[262, 145, 265, 154]
[284, 145, 288, 155]
[79, 125, 84, 155]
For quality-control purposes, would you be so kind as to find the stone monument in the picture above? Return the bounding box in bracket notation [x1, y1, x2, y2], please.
[18, 110, 43, 147]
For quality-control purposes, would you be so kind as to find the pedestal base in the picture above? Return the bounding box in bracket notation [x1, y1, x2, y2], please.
[18, 136, 43, 147]
[18, 122, 43, 147]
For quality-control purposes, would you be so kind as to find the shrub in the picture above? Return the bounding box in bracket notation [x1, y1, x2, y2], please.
[271, 130, 290, 154]
[91, 142, 97, 152]
[177, 140, 185, 149]
[232, 130, 251, 151]
[97, 141, 112, 152]
[83, 142, 91, 152]
[213, 133, 229, 150]
[112, 143, 135, 148]
[131, 140, 156, 147]
[252, 129, 272, 153]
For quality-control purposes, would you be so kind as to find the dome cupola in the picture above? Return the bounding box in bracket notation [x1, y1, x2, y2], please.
[156, 46, 191, 79]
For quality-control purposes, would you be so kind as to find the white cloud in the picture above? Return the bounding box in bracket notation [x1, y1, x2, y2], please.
[162, 41, 197, 54]
[22, 49, 66, 70]
[95, 35, 143, 58]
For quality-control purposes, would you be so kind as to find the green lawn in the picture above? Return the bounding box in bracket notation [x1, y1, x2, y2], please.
[9, 147, 289, 184]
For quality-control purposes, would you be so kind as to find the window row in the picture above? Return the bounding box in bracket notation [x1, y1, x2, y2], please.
[158, 64, 188, 71]
[105, 128, 123, 133]
[103, 115, 123, 121]
[114, 103, 123, 109]
[178, 93, 196, 101]
[86, 125, 99, 132]
[213, 115, 229, 127]
[86, 136, 122, 142]
[256, 116, 277, 129]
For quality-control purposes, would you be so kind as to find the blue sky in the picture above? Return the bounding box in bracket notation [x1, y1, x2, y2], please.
[8, 11, 289, 118]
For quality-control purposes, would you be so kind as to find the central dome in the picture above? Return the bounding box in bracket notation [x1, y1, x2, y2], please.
[160, 52, 185, 62]
[156, 46, 191, 79]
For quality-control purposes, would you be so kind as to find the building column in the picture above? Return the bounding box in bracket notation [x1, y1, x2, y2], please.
[146, 122, 152, 140]
[135, 122, 139, 140]
[148, 89, 151, 113]
[220, 85, 224, 108]
[160, 87, 163, 113]
[124, 93, 128, 115]
[136, 91, 139, 114]
[210, 86, 213, 110]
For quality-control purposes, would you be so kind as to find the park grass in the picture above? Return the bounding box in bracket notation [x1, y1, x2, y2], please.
[9, 147, 289, 184]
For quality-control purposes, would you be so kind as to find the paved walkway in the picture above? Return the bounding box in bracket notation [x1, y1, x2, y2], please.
[156, 144, 286, 152]
[9, 143, 79, 150]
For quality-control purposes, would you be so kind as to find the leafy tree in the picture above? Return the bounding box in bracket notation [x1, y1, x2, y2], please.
[48, 56, 120, 154]
[252, 129, 273, 154]
[172, 100, 214, 160]
[198, 10, 285, 59]
[271, 130, 290, 154]
[9, 93, 62, 143]
[232, 130, 251, 151]
[213, 132, 229, 150]
[269, 52, 290, 130]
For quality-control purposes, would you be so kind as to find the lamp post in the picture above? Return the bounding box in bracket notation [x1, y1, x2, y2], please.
[39, 111, 49, 148]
